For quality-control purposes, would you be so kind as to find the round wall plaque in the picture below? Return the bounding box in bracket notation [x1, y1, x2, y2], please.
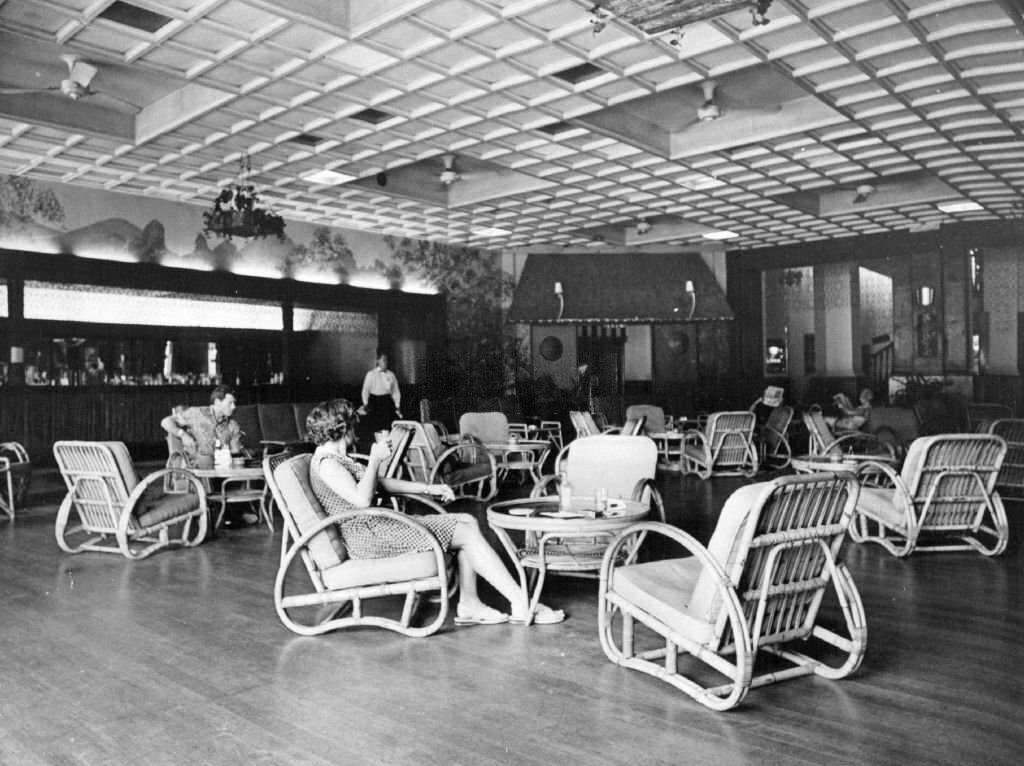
[539, 336, 563, 361]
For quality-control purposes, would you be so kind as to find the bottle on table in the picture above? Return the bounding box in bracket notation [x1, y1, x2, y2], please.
[557, 469, 573, 512]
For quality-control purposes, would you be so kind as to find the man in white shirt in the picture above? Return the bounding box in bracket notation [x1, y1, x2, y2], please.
[358, 352, 402, 447]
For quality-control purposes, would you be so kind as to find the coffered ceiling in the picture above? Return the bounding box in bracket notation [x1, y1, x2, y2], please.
[1, 0, 1023, 252]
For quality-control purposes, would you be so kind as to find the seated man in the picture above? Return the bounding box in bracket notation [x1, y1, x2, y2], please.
[161, 385, 255, 526]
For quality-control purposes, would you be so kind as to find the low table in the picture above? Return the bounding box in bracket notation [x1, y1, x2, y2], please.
[190, 462, 270, 531]
[487, 495, 648, 625]
[483, 439, 552, 485]
[792, 453, 897, 486]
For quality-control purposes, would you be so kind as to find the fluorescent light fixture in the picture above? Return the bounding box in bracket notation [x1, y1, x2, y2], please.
[471, 226, 511, 237]
[936, 200, 983, 213]
[702, 229, 739, 241]
[302, 169, 356, 185]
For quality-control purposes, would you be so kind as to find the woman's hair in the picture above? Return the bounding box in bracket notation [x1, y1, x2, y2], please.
[306, 399, 358, 446]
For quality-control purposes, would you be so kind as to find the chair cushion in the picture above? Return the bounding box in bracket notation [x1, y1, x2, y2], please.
[320, 551, 439, 590]
[687, 483, 766, 626]
[856, 486, 909, 531]
[103, 441, 139, 494]
[459, 412, 509, 443]
[682, 444, 707, 464]
[612, 557, 716, 646]
[275, 455, 347, 570]
[135, 490, 201, 528]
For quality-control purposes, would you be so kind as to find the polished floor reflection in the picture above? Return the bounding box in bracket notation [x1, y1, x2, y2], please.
[1, 468, 1021, 765]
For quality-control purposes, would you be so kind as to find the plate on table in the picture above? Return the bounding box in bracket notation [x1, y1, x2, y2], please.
[506, 506, 536, 516]
[540, 510, 591, 519]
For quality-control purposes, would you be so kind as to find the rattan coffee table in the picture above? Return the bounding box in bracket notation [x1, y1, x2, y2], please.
[487, 495, 648, 625]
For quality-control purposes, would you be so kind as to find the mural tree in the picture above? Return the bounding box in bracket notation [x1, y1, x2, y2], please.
[384, 235, 520, 413]
[287, 226, 357, 279]
[0, 175, 65, 228]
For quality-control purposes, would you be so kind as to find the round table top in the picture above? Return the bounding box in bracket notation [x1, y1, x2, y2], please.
[483, 439, 551, 453]
[791, 453, 895, 472]
[487, 495, 648, 532]
[190, 462, 264, 479]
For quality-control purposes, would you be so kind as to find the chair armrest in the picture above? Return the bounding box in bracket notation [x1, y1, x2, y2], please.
[631, 478, 666, 522]
[599, 521, 750, 658]
[387, 492, 449, 515]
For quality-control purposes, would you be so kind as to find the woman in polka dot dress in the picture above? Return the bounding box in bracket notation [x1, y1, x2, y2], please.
[307, 399, 565, 626]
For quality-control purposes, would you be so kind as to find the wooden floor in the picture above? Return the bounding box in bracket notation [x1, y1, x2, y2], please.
[2, 467, 1022, 766]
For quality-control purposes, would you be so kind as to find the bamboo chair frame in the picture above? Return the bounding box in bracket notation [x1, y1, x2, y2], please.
[53, 440, 208, 559]
[803, 407, 895, 460]
[681, 411, 759, 479]
[757, 405, 793, 470]
[967, 403, 1013, 433]
[598, 473, 865, 711]
[267, 452, 452, 637]
[0, 440, 31, 520]
[852, 434, 1008, 557]
[988, 419, 1024, 496]
[394, 420, 499, 501]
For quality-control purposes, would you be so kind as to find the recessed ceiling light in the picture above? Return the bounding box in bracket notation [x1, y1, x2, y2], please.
[702, 230, 739, 240]
[936, 200, 983, 213]
[471, 226, 510, 237]
[303, 169, 355, 185]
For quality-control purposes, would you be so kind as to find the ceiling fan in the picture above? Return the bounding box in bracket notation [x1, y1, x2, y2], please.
[0, 54, 138, 108]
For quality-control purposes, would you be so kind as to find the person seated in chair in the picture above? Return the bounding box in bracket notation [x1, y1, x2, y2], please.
[161, 385, 255, 527]
[306, 398, 566, 626]
[828, 388, 874, 432]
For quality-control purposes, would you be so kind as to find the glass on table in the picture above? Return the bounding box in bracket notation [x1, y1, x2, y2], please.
[595, 487, 608, 512]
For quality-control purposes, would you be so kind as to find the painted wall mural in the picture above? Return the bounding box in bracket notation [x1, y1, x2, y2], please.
[0, 174, 498, 293]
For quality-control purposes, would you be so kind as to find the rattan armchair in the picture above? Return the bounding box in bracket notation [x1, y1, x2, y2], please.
[266, 452, 451, 637]
[53, 440, 207, 559]
[599, 473, 865, 711]
[803, 406, 895, 460]
[0, 440, 31, 520]
[757, 404, 793, 470]
[680, 411, 759, 479]
[397, 419, 499, 501]
[853, 434, 1008, 557]
[988, 418, 1024, 496]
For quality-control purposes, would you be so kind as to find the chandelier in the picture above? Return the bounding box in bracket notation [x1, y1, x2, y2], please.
[202, 154, 285, 240]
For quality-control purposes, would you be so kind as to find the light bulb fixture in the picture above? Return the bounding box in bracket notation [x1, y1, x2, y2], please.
[685, 280, 696, 320]
[636, 218, 651, 235]
[917, 285, 935, 308]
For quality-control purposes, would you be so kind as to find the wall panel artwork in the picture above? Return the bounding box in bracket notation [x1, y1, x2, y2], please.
[0, 175, 492, 293]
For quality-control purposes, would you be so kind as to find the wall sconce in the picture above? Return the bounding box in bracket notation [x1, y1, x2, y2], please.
[554, 281, 564, 320]
[685, 279, 696, 320]
[9, 346, 24, 364]
[917, 285, 935, 307]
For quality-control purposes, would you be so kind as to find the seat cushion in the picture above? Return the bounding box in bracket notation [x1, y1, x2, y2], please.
[320, 550, 439, 590]
[856, 486, 908, 531]
[612, 557, 716, 646]
[259, 403, 301, 444]
[135, 490, 201, 527]
[687, 483, 767, 625]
